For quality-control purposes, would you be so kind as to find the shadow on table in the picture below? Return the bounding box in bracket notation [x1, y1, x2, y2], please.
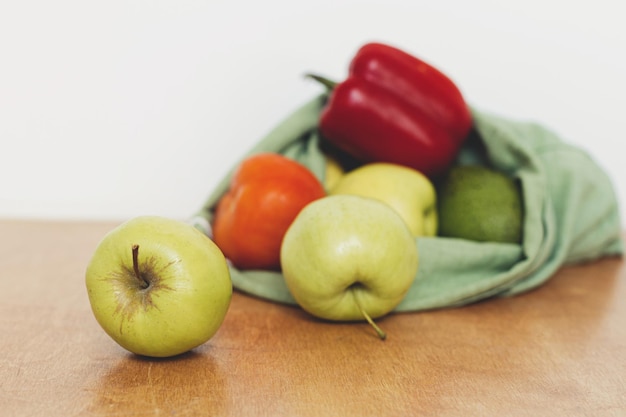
[86, 348, 228, 415]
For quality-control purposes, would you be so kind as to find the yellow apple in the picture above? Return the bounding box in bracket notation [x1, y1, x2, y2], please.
[329, 162, 437, 237]
[323, 154, 345, 191]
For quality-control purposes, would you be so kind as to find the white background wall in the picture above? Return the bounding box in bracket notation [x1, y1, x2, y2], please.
[1, 0, 624, 222]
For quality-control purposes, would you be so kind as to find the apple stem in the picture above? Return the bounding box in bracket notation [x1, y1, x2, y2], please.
[354, 296, 387, 340]
[131, 244, 149, 289]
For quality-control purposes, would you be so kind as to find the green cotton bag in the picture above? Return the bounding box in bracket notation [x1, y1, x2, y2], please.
[191, 94, 624, 312]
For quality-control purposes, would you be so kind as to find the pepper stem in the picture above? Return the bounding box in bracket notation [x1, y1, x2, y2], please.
[305, 73, 339, 90]
[131, 244, 149, 289]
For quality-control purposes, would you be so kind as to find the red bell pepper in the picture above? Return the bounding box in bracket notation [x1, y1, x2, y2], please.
[309, 42, 472, 178]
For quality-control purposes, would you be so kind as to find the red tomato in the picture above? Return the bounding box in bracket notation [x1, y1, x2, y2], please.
[212, 153, 326, 271]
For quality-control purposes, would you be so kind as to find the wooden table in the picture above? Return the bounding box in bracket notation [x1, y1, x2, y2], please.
[1, 219, 625, 417]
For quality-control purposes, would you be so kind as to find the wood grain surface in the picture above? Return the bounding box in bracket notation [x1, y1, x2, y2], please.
[1, 219, 625, 417]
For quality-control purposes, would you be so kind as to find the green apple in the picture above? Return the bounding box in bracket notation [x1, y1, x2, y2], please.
[85, 216, 232, 358]
[437, 165, 523, 243]
[280, 195, 419, 339]
[329, 162, 437, 237]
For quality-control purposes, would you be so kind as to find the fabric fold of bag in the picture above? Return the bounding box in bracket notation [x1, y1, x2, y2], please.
[191, 94, 623, 312]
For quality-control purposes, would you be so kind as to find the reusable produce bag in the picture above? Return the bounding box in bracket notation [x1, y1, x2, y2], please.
[191, 94, 623, 311]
